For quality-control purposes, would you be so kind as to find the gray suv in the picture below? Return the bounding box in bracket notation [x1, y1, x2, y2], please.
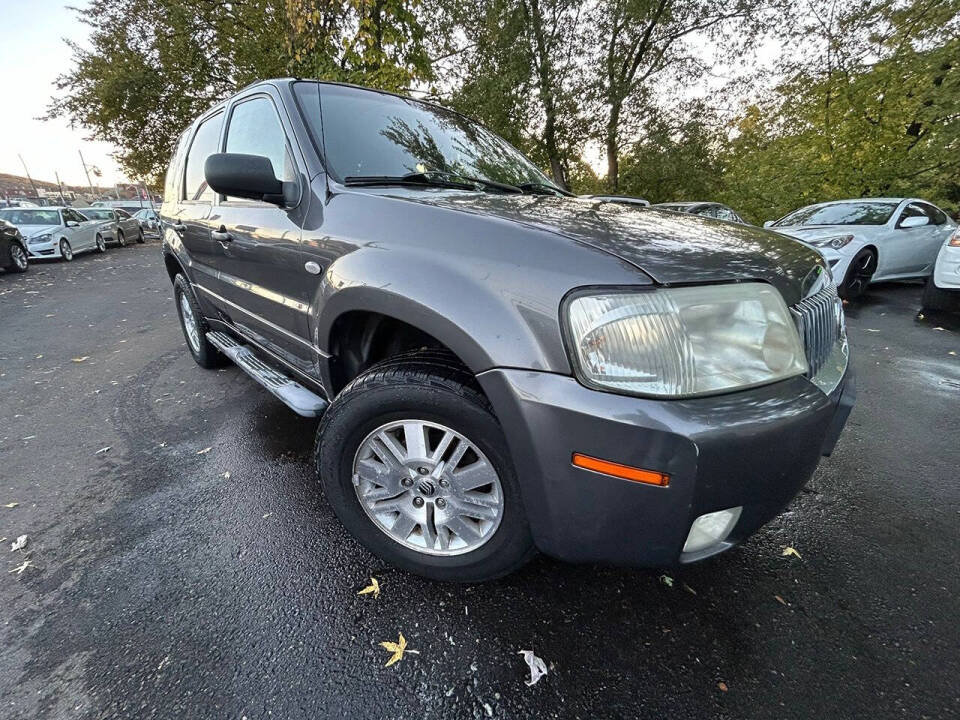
[161, 80, 854, 581]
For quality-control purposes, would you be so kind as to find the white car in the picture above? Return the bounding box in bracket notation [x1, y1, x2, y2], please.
[766, 198, 957, 299]
[0, 206, 110, 261]
[922, 226, 960, 311]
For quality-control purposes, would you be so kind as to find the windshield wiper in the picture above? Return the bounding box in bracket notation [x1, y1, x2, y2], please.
[516, 181, 571, 196]
[344, 172, 477, 190]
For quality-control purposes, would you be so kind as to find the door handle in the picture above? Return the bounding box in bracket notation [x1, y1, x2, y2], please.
[211, 226, 232, 243]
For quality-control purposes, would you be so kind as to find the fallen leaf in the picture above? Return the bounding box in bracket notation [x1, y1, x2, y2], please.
[774, 595, 788, 606]
[933, 327, 946, 332]
[380, 632, 418, 667]
[35, 354, 43, 359]
[196, 447, 212, 455]
[72, 356, 89, 363]
[865, 329, 880, 333]
[3, 503, 19, 509]
[11, 535, 28, 552]
[950, 351, 957, 356]
[918, 313, 925, 320]
[718, 681, 728, 692]
[682, 583, 697, 595]
[782, 546, 802, 559]
[94, 446, 111, 455]
[8, 559, 36, 575]
[220, 471, 231, 479]
[659, 574, 674, 588]
[358, 577, 381, 599]
[518, 649, 548, 686]
[262, 512, 272, 519]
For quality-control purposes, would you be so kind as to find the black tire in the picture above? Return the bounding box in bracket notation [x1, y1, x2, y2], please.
[136, 228, 145, 244]
[95, 233, 106, 253]
[116, 230, 127, 247]
[173, 274, 228, 368]
[7, 242, 29, 272]
[59, 239, 73, 261]
[839, 248, 876, 300]
[922, 277, 958, 312]
[316, 352, 535, 582]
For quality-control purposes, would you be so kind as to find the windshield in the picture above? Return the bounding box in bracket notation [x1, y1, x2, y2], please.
[775, 201, 898, 227]
[81, 209, 113, 220]
[0, 209, 61, 225]
[302, 83, 560, 190]
[134, 210, 155, 220]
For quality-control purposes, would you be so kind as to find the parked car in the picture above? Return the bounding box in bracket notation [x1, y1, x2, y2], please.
[77, 207, 144, 246]
[0, 218, 29, 273]
[766, 198, 957, 299]
[0, 206, 107, 261]
[161, 79, 853, 582]
[133, 208, 160, 237]
[921, 226, 960, 311]
[580, 194, 650, 207]
[652, 201, 750, 224]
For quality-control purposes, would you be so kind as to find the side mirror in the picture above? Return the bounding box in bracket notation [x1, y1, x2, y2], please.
[204, 153, 292, 206]
[65, 220, 79, 227]
[898, 215, 929, 229]
[763, 220, 774, 228]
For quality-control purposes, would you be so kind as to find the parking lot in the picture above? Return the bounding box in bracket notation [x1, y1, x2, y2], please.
[1, 242, 958, 719]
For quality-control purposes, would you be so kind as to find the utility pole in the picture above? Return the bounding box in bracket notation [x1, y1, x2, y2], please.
[18, 154, 40, 199]
[54, 172, 67, 205]
[79, 150, 96, 198]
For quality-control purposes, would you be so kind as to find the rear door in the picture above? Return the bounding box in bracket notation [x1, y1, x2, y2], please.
[208, 91, 314, 374]
[174, 111, 224, 294]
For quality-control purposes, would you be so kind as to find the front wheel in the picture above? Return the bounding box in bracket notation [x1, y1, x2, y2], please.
[136, 228, 145, 244]
[59, 239, 73, 261]
[173, 274, 227, 368]
[95, 234, 106, 253]
[839, 248, 876, 300]
[316, 353, 535, 582]
[7, 243, 28, 272]
[116, 230, 127, 247]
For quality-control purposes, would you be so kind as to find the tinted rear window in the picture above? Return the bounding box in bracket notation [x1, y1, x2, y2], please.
[776, 202, 898, 226]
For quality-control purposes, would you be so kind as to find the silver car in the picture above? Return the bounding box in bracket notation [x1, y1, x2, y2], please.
[766, 198, 957, 299]
[133, 208, 160, 237]
[77, 207, 144, 246]
[0, 206, 108, 261]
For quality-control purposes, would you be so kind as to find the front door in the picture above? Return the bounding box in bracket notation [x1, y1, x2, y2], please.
[886, 202, 942, 275]
[208, 92, 315, 376]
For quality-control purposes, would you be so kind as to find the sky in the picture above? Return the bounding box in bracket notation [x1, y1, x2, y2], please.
[0, 0, 129, 187]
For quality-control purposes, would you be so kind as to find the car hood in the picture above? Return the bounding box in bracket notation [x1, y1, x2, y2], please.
[380, 191, 827, 305]
[19, 224, 60, 239]
[771, 225, 871, 242]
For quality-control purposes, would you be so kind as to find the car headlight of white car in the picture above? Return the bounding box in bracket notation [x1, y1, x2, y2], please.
[31, 233, 52, 244]
[806, 234, 854, 250]
[565, 283, 808, 398]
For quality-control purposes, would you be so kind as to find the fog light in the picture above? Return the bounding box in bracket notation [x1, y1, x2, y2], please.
[683, 507, 742, 553]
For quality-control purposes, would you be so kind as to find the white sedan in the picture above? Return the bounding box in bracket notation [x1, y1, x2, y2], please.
[766, 198, 957, 299]
[0, 207, 110, 261]
[922, 226, 960, 311]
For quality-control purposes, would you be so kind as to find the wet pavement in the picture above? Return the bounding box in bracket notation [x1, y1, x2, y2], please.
[1, 244, 958, 719]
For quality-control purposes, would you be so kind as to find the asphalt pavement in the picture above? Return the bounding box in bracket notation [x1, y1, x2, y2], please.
[1, 243, 958, 719]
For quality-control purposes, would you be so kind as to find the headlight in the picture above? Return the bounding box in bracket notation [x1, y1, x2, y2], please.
[565, 283, 807, 398]
[808, 235, 853, 249]
[32, 233, 52, 243]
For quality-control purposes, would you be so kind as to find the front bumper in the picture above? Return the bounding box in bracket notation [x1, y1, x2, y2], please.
[933, 246, 960, 290]
[478, 363, 853, 568]
[26, 239, 60, 259]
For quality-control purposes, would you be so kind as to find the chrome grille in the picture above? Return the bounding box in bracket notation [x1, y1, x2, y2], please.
[791, 284, 841, 377]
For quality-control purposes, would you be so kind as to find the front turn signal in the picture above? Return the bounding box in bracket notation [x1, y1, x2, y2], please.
[572, 453, 670, 487]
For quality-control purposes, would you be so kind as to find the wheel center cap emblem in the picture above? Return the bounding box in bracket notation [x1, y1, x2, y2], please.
[417, 479, 436, 497]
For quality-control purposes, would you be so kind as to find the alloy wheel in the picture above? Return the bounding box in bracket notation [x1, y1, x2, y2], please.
[10, 244, 28, 270]
[60, 240, 73, 261]
[352, 419, 504, 556]
[178, 292, 201, 353]
[96, 234, 106, 253]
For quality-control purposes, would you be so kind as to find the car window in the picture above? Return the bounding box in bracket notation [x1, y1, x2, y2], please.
[775, 201, 898, 226]
[183, 112, 224, 202]
[80, 209, 112, 220]
[224, 95, 296, 200]
[918, 203, 947, 226]
[695, 205, 722, 219]
[65, 209, 86, 223]
[0, 208, 61, 225]
[165, 131, 191, 201]
[897, 203, 927, 227]
[716, 207, 738, 222]
[116, 209, 131, 219]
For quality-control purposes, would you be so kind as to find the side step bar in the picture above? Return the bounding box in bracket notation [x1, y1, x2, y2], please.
[206, 331, 328, 417]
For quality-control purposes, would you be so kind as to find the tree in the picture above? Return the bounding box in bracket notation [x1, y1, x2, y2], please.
[589, 0, 773, 191]
[47, 0, 433, 184]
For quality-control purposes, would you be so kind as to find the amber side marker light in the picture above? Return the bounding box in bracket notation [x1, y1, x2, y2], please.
[572, 453, 670, 487]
